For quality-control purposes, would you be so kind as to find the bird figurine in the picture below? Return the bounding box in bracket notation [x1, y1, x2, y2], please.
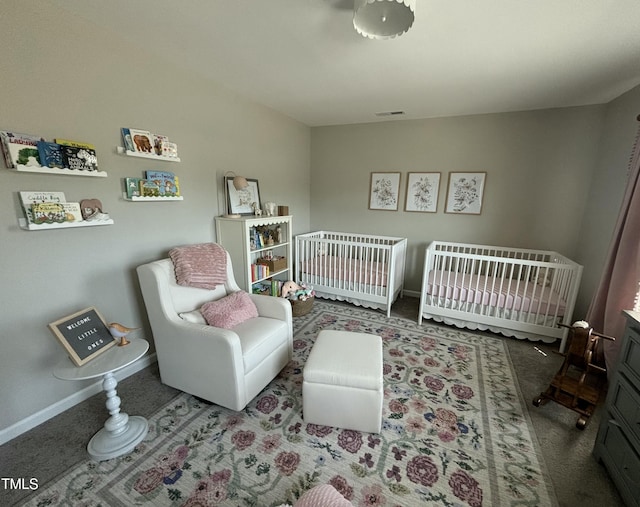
[108, 322, 139, 347]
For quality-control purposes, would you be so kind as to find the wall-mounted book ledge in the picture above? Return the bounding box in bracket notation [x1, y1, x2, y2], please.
[18, 218, 114, 231]
[8, 165, 108, 177]
[116, 146, 180, 162]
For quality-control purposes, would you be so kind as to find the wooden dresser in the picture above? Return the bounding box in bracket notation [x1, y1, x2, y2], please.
[593, 310, 640, 506]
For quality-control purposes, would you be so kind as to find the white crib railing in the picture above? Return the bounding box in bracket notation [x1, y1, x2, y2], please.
[419, 241, 583, 351]
[295, 231, 407, 317]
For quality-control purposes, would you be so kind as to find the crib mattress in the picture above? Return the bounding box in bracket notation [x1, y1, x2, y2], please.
[425, 270, 567, 315]
[301, 255, 388, 287]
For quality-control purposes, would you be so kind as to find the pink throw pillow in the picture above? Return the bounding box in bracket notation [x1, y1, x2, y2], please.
[200, 291, 258, 329]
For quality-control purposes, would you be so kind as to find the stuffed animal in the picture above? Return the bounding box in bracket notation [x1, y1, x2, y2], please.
[281, 280, 302, 298]
[251, 202, 263, 216]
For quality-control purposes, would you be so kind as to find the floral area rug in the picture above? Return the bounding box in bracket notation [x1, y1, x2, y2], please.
[24, 300, 558, 507]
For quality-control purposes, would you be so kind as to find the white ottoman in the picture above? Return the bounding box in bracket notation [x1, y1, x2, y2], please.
[303, 330, 383, 433]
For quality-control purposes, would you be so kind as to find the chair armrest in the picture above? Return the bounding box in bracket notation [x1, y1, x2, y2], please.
[149, 314, 249, 409]
[249, 294, 293, 354]
[250, 294, 292, 322]
[155, 316, 244, 375]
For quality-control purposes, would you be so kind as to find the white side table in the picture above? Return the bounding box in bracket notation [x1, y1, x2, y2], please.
[54, 338, 149, 461]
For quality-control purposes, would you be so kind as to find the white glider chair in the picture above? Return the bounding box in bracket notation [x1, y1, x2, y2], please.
[137, 250, 293, 411]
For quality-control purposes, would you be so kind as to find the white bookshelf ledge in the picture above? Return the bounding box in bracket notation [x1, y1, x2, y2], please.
[116, 146, 180, 162]
[18, 218, 114, 231]
[8, 165, 107, 177]
[123, 194, 183, 202]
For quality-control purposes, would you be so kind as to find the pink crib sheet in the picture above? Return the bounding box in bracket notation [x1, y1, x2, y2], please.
[426, 270, 567, 315]
[301, 255, 388, 287]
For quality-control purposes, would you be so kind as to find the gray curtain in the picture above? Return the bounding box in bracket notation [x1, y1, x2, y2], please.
[587, 117, 640, 372]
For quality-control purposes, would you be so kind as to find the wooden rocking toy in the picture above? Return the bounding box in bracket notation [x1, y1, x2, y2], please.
[533, 321, 615, 429]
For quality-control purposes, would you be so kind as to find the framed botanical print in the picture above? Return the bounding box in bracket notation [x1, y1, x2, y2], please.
[369, 172, 401, 211]
[445, 172, 486, 215]
[226, 177, 261, 216]
[404, 172, 441, 213]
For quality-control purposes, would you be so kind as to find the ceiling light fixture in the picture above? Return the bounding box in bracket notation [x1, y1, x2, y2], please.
[353, 0, 416, 40]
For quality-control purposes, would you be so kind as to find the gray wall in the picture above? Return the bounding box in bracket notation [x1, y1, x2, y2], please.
[310, 107, 607, 297]
[574, 86, 640, 316]
[0, 1, 310, 435]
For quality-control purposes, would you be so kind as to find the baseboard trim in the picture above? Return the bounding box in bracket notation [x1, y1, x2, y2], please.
[0, 353, 157, 446]
[402, 290, 420, 299]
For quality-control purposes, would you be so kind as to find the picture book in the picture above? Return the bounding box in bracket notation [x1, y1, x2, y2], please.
[19, 191, 67, 224]
[0, 131, 44, 168]
[61, 145, 99, 172]
[61, 202, 83, 222]
[121, 128, 134, 152]
[37, 141, 65, 169]
[145, 170, 178, 196]
[128, 129, 154, 154]
[161, 141, 178, 158]
[152, 134, 169, 156]
[124, 177, 143, 198]
[31, 203, 67, 224]
[54, 139, 96, 150]
[139, 179, 160, 197]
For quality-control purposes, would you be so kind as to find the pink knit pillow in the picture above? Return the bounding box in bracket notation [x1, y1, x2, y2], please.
[200, 291, 258, 329]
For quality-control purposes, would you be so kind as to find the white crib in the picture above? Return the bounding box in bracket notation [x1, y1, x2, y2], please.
[295, 231, 407, 317]
[418, 241, 583, 351]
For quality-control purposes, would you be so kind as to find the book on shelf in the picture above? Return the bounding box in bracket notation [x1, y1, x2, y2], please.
[19, 191, 66, 223]
[124, 177, 143, 198]
[37, 141, 65, 169]
[145, 170, 179, 196]
[61, 202, 83, 222]
[251, 280, 284, 297]
[120, 128, 178, 158]
[60, 145, 99, 172]
[270, 280, 284, 297]
[121, 128, 135, 152]
[128, 129, 154, 154]
[19, 192, 84, 224]
[31, 202, 67, 224]
[251, 228, 267, 249]
[251, 263, 270, 282]
[161, 141, 178, 158]
[54, 139, 96, 150]
[0, 131, 44, 168]
[139, 179, 160, 197]
[152, 134, 169, 156]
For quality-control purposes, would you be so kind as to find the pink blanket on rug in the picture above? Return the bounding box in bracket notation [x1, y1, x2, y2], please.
[169, 243, 227, 289]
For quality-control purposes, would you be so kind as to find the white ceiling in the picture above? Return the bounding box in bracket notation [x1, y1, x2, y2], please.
[51, 0, 640, 127]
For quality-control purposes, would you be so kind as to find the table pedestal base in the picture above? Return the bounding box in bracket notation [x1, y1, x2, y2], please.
[87, 415, 148, 461]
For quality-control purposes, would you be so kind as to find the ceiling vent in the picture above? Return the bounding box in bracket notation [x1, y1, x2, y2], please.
[375, 111, 405, 117]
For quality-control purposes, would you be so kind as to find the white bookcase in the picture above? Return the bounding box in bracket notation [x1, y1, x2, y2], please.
[215, 215, 292, 293]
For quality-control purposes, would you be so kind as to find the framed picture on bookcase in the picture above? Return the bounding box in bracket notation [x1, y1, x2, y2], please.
[226, 177, 261, 216]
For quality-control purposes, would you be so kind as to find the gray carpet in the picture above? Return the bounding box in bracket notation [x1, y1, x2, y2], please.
[1, 297, 623, 506]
